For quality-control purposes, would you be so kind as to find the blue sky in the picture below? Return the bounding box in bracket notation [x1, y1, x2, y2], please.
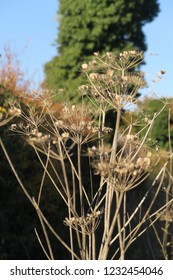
[141, 0, 173, 99]
[0, 0, 172, 99]
[0, 0, 57, 88]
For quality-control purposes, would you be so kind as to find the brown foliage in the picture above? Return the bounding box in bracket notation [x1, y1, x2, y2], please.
[0, 46, 31, 96]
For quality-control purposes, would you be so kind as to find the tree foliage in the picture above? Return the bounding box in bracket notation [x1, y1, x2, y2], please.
[44, 0, 160, 102]
[137, 98, 173, 150]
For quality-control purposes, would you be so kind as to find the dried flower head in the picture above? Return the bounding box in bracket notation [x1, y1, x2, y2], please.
[54, 104, 99, 144]
[64, 209, 103, 235]
[81, 63, 88, 70]
[8, 107, 21, 116]
[81, 50, 144, 109]
[92, 143, 152, 192]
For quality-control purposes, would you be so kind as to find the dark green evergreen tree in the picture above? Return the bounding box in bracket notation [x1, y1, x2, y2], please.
[44, 0, 160, 102]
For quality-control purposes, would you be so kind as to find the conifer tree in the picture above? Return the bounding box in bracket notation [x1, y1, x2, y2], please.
[44, 0, 160, 102]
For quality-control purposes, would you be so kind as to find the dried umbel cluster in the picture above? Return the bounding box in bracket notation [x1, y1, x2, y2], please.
[9, 98, 113, 159]
[0, 104, 21, 126]
[79, 50, 145, 110]
[160, 208, 173, 222]
[10, 120, 50, 146]
[89, 138, 152, 192]
[27, 130, 50, 145]
[64, 209, 103, 235]
[54, 104, 99, 144]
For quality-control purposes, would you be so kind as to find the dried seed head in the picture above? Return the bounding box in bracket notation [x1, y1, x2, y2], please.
[36, 132, 43, 138]
[126, 134, 138, 141]
[133, 170, 138, 176]
[128, 162, 135, 171]
[55, 120, 64, 126]
[135, 156, 151, 170]
[91, 60, 97, 65]
[78, 85, 89, 96]
[97, 162, 110, 177]
[81, 63, 88, 70]
[102, 127, 113, 134]
[89, 73, 99, 80]
[78, 85, 89, 91]
[10, 123, 17, 130]
[28, 134, 49, 145]
[91, 126, 99, 133]
[64, 210, 103, 234]
[71, 105, 76, 111]
[31, 128, 37, 135]
[78, 121, 86, 130]
[143, 157, 151, 168]
[130, 50, 137, 55]
[61, 132, 69, 139]
[106, 52, 112, 58]
[88, 146, 97, 156]
[136, 157, 143, 168]
[8, 107, 21, 116]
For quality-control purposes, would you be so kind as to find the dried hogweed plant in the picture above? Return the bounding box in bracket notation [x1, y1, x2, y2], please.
[1, 51, 173, 260]
[0, 103, 21, 126]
